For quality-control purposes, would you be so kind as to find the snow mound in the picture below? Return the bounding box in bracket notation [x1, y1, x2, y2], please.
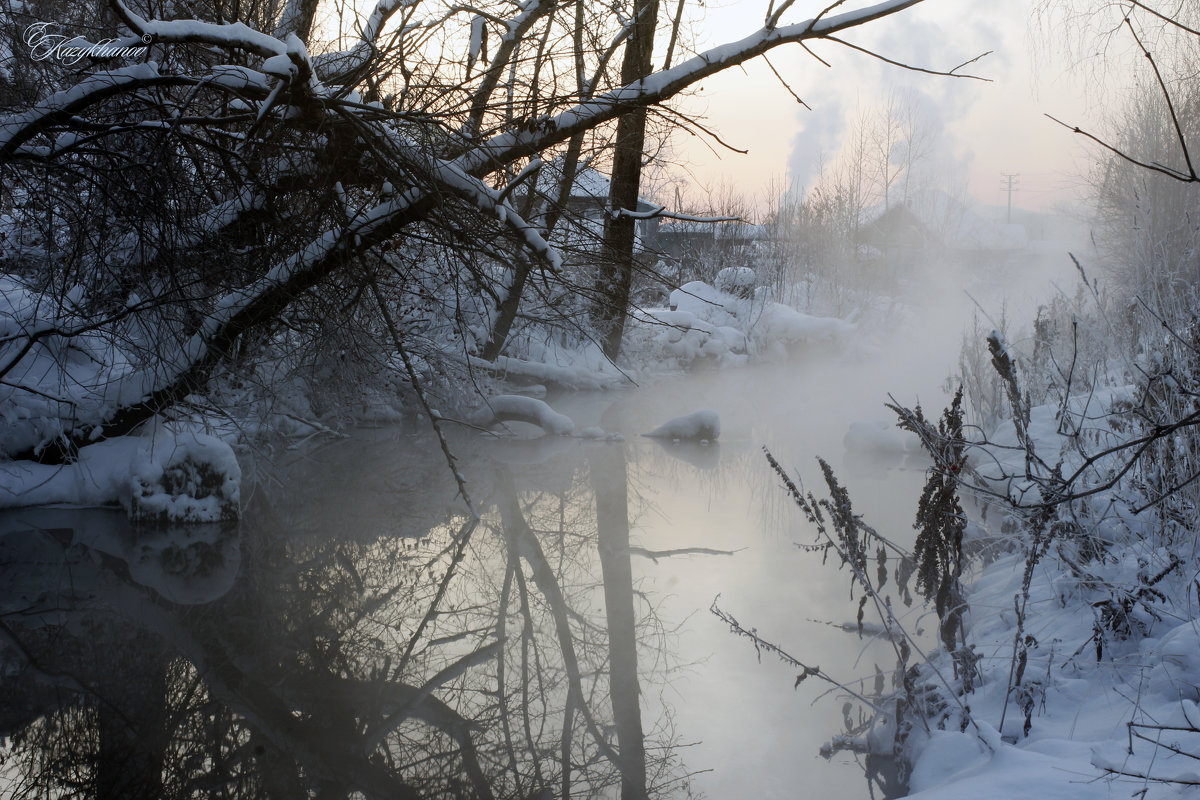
[125, 429, 242, 523]
[1146, 621, 1200, 700]
[644, 410, 720, 443]
[0, 426, 241, 523]
[472, 395, 575, 436]
[625, 279, 854, 371]
[906, 729, 992, 794]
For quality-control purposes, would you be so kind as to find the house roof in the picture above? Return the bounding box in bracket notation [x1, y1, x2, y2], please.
[860, 192, 1033, 253]
[857, 204, 940, 248]
[655, 219, 769, 241]
[530, 161, 611, 201]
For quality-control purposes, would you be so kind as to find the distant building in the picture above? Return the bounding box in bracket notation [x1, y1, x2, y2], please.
[651, 219, 769, 259]
[855, 193, 1039, 274]
[515, 162, 658, 254]
[854, 205, 936, 255]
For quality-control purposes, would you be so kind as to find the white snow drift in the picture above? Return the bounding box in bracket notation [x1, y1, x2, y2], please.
[626, 273, 854, 371]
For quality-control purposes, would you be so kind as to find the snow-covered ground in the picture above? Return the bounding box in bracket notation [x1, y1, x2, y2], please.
[905, 553, 1200, 800]
[897, 378, 1200, 800]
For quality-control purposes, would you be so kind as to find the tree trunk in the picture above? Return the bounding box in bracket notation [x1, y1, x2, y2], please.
[596, 0, 660, 361]
[483, 133, 587, 360]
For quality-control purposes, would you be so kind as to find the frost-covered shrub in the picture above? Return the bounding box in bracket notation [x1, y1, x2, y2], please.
[714, 266, 756, 297]
[953, 274, 1119, 432]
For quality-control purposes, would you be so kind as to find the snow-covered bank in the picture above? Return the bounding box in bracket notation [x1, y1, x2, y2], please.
[625, 273, 855, 370]
[0, 265, 857, 519]
[893, 376, 1200, 799]
[904, 542, 1200, 800]
[0, 426, 240, 523]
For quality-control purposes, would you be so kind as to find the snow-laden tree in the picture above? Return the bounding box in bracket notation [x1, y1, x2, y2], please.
[0, 0, 959, 464]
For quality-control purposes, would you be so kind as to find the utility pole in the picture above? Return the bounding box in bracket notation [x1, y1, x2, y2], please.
[1001, 173, 1020, 223]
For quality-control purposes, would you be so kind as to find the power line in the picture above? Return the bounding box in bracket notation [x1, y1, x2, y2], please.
[1001, 173, 1020, 223]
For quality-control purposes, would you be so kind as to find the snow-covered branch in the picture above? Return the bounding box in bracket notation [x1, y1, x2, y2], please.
[111, 1, 289, 58]
[312, 0, 420, 83]
[464, 0, 558, 134]
[0, 63, 283, 160]
[611, 205, 740, 223]
[456, 0, 930, 173]
[0, 63, 166, 158]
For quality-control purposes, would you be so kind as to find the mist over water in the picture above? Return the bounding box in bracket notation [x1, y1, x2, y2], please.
[538, 233, 1089, 797]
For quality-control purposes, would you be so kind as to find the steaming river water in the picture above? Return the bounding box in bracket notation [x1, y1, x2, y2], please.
[0, 256, 1077, 798]
[0, 358, 951, 799]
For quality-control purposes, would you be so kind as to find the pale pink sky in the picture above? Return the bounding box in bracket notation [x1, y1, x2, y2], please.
[669, 0, 1104, 213]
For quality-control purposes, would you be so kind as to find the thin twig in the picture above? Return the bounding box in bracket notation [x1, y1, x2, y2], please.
[1123, 15, 1196, 180]
[824, 36, 992, 81]
[762, 53, 812, 108]
[1046, 114, 1195, 183]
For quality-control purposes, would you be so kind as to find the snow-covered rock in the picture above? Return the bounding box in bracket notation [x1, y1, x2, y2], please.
[644, 410, 720, 443]
[472, 395, 575, 436]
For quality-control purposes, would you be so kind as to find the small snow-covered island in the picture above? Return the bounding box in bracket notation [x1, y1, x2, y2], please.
[643, 409, 720, 443]
[2, 1, 1199, 799]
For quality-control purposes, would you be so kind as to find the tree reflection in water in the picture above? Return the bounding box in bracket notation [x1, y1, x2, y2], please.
[0, 438, 694, 798]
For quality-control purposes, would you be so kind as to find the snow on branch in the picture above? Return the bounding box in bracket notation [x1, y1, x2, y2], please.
[0, 63, 282, 161]
[465, 0, 558, 134]
[110, 2, 320, 88]
[112, 0, 289, 57]
[431, 157, 564, 272]
[611, 205, 740, 223]
[354, 118, 565, 271]
[470, 395, 575, 436]
[312, 0, 419, 83]
[495, 157, 542, 203]
[0, 62, 164, 158]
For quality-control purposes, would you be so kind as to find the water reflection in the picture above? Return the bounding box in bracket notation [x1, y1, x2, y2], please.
[0, 354, 940, 800]
[0, 434, 690, 799]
